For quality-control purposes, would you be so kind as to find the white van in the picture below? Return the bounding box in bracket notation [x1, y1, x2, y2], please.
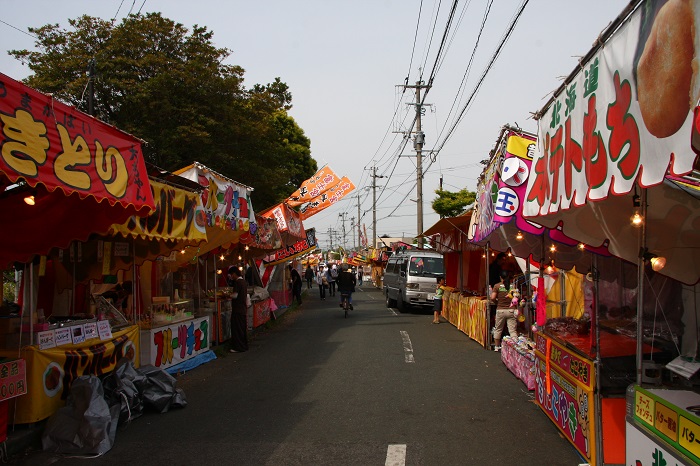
[384, 250, 444, 312]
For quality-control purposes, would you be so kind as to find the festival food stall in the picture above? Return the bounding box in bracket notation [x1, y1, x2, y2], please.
[420, 212, 492, 348]
[0, 72, 156, 425]
[169, 162, 259, 343]
[522, 2, 700, 464]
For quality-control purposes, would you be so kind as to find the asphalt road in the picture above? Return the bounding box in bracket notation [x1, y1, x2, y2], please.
[12, 285, 584, 465]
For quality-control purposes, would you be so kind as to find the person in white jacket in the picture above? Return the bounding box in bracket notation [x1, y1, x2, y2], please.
[316, 266, 327, 300]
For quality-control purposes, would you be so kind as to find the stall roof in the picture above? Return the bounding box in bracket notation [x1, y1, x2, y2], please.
[419, 211, 472, 237]
[0, 72, 154, 268]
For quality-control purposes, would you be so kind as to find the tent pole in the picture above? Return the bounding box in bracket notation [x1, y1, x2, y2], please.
[29, 262, 34, 347]
[636, 188, 648, 385]
[593, 253, 603, 466]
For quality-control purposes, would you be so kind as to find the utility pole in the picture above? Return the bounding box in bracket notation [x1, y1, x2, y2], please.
[351, 217, 356, 251]
[338, 213, 347, 250]
[87, 59, 96, 116]
[327, 227, 335, 250]
[371, 166, 384, 249]
[399, 80, 431, 247]
[357, 193, 362, 251]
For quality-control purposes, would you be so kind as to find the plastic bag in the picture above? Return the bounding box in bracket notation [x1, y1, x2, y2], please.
[42, 376, 119, 456]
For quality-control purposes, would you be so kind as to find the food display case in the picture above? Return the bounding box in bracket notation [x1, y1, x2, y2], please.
[139, 297, 194, 329]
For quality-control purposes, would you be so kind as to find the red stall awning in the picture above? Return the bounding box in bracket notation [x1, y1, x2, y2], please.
[0, 72, 155, 268]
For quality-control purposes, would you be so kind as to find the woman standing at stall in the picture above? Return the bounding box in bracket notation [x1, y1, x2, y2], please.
[491, 270, 517, 352]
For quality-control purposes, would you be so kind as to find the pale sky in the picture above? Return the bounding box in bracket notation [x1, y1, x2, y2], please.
[1, 1, 629, 249]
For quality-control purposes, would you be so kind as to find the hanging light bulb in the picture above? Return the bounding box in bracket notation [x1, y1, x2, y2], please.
[180, 248, 186, 254]
[482, 253, 486, 258]
[549, 244, 556, 253]
[516, 231, 523, 241]
[577, 243, 585, 251]
[216, 269, 222, 275]
[245, 245, 249, 251]
[219, 254, 225, 261]
[507, 251, 512, 257]
[238, 255, 242, 260]
[630, 211, 644, 227]
[23, 195, 36, 206]
[650, 256, 666, 272]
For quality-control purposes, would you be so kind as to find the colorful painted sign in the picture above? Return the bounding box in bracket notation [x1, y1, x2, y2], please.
[252, 298, 272, 328]
[141, 316, 209, 370]
[627, 420, 689, 466]
[534, 332, 594, 461]
[262, 229, 317, 266]
[524, 3, 697, 219]
[0, 72, 154, 212]
[0, 325, 139, 424]
[110, 180, 207, 244]
[469, 131, 539, 243]
[175, 163, 257, 239]
[263, 203, 305, 237]
[285, 165, 341, 207]
[0, 359, 27, 401]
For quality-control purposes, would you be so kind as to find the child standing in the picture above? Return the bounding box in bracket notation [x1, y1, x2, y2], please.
[432, 276, 446, 324]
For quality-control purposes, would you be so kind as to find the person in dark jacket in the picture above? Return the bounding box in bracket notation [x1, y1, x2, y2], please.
[304, 265, 314, 289]
[289, 264, 303, 305]
[336, 264, 356, 309]
[228, 266, 248, 353]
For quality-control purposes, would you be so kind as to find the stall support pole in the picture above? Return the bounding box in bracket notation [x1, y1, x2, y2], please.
[593, 254, 603, 466]
[636, 188, 648, 385]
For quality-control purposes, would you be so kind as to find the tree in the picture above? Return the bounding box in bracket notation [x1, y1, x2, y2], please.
[432, 188, 476, 218]
[9, 13, 316, 210]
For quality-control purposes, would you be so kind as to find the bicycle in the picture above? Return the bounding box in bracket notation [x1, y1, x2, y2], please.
[340, 292, 351, 318]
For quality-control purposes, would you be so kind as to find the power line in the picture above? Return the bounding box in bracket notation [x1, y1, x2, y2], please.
[432, 0, 530, 156]
[0, 19, 38, 39]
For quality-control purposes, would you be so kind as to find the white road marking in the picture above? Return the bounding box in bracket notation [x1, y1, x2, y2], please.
[385, 444, 407, 466]
[388, 308, 398, 316]
[400, 331, 414, 363]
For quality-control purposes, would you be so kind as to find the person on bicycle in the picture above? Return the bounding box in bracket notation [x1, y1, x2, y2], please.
[336, 263, 356, 310]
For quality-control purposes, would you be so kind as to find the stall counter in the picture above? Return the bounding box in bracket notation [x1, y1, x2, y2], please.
[0, 325, 139, 424]
[139, 315, 210, 371]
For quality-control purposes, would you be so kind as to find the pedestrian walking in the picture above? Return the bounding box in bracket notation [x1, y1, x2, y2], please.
[289, 264, 303, 305]
[357, 268, 363, 286]
[325, 264, 338, 296]
[316, 266, 327, 300]
[228, 266, 248, 353]
[304, 265, 314, 289]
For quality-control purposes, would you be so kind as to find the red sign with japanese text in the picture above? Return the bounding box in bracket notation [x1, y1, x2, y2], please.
[0, 359, 27, 401]
[0, 72, 154, 211]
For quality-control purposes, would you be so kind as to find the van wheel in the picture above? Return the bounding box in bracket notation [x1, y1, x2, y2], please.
[397, 293, 406, 313]
[386, 291, 397, 308]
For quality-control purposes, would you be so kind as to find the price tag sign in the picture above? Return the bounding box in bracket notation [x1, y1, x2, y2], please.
[70, 326, 85, 345]
[679, 416, 700, 460]
[83, 322, 98, 341]
[38, 330, 56, 350]
[635, 390, 655, 426]
[655, 402, 679, 441]
[54, 328, 71, 347]
[97, 320, 112, 340]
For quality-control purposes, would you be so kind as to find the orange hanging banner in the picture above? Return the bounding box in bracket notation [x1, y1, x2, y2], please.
[299, 177, 355, 220]
[285, 165, 341, 207]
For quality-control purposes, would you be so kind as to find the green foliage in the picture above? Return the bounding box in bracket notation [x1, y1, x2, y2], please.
[9, 13, 316, 210]
[432, 188, 476, 218]
[2, 270, 16, 303]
